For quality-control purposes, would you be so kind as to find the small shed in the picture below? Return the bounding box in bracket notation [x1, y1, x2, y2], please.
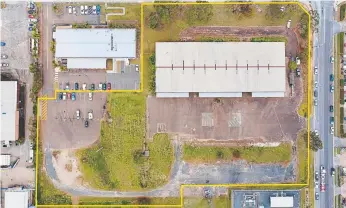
[1, 154, 11, 166]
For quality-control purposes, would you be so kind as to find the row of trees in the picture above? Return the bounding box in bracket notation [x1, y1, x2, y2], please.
[148, 54, 156, 94]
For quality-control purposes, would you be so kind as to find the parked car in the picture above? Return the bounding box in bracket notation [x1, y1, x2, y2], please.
[296, 68, 301, 77]
[63, 92, 67, 100]
[314, 66, 318, 75]
[331, 168, 335, 176]
[75, 82, 79, 90]
[73, 6, 76, 14]
[91, 83, 95, 90]
[330, 105, 334, 112]
[314, 81, 318, 88]
[88, 92, 93, 101]
[80, 5, 84, 14]
[28, 27, 33, 31]
[330, 56, 334, 63]
[28, 10, 35, 14]
[67, 93, 71, 99]
[58, 92, 63, 100]
[68, 6, 72, 14]
[85, 5, 89, 14]
[314, 99, 317, 106]
[92, 5, 96, 14]
[331, 126, 334, 135]
[29, 18, 37, 23]
[102, 83, 106, 90]
[98, 83, 102, 90]
[315, 181, 319, 189]
[28, 14, 34, 18]
[88, 5, 92, 14]
[88, 111, 93, 120]
[1, 63, 9, 67]
[1, 54, 8, 59]
[82, 83, 87, 90]
[85, 120, 89, 128]
[107, 83, 111, 90]
[330, 84, 334, 92]
[315, 192, 319, 200]
[315, 171, 319, 181]
[1, 42, 6, 46]
[71, 92, 76, 101]
[314, 90, 318, 97]
[135, 64, 139, 72]
[330, 117, 334, 125]
[76, 110, 80, 120]
[28, 23, 34, 27]
[330, 74, 334, 81]
[96, 5, 100, 15]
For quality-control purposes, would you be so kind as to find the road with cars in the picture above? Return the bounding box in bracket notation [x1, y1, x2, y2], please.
[312, 1, 336, 207]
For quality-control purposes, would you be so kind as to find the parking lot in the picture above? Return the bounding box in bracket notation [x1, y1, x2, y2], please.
[52, 3, 101, 25]
[232, 190, 300, 208]
[41, 92, 106, 149]
[57, 69, 140, 91]
[0, 2, 32, 81]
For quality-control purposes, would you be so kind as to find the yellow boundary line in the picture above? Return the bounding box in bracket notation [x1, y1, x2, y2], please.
[35, 1, 311, 207]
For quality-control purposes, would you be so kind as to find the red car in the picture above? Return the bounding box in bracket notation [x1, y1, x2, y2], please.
[28, 14, 34, 18]
[107, 83, 111, 90]
[67, 93, 71, 99]
[320, 184, 326, 192]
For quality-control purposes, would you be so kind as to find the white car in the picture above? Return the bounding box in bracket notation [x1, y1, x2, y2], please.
[98, 83, 103, 90]
[331, 126, 334, 134]
[88, 92, 93, 101]
[82, 83, 87, 90]
[314, 81, 318, 88]
[92, 5, 96, 14]
[80, 5, 84, 15]
[88, 111, 93, 120]
[29, 18, 37, 23]
[76, 110, 80, 120]
[73, 6, 76, 14]
[135, 64, 139, 72]
[63, 92, 67, 100]
[84, 5, 88, 14]
[68, 6, 72, 14]
[314, 66, 318, 75]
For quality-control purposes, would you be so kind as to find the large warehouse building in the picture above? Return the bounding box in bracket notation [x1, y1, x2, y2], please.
[1, 81, 19, 146]
[155, 42, 286, 98]
[53, 28, 136, 69]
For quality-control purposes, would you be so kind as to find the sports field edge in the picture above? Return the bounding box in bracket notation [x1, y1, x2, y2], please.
[35, 1, 311, 207]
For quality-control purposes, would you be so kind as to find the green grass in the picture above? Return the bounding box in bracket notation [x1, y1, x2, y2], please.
[77, 93, 173, 191]
[341, 4, 346, 21]
[184, 196, 230, 208]
[297, 130, 308, 183]
[250, 36, 288, 44]
[105, 3, 141, 22]
[79, 197, 181, 205]
[336, 33, 343, 137]
[183, 143, 292, 164]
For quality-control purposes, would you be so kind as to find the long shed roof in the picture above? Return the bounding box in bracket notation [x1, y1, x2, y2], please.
[1, 81, 17, 142]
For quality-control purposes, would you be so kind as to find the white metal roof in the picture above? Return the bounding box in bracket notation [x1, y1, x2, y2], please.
[155, 42, 286, 95]
[54, 28, 136, 58]
[270, 196, 294, 207]
[5, 191, 29, 208]
[1, 81, 17, 142]
[1, 154, 10, 166]
[66, 58, 107, 69]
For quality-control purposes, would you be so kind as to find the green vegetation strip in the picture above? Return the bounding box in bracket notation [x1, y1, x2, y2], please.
[184, 197, 230, 208]
[341, 4, 346, 21]
[79, 197, 181, 205]
[297, 130, 308, 183]
[183, 143, 291, 164]
[250, 36, 288, 44]
[77, 93, 173, 191]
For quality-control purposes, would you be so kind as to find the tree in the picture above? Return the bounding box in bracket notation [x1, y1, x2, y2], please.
[226, 4, 254, 19]
[309, 10, 319, 33]
[304, 130, 323, 151]
[149, 53, 156, 65]
[288, 60, 297, 70]
[154, 1, 181, 23]
[186, 1, 214, 24]
[32, 30, 40, 39]
[50, 40, 56, 53]
[148, 12, 161, 29]
[299, 13, 309, 39]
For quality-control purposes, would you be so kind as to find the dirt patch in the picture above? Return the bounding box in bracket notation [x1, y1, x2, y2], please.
[179, 26, 298, 56]
[51, 150, 83, 187]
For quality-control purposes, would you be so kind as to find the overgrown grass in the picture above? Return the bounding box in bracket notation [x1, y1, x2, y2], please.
[184, 196, 230, 208]
[77, 94, 173, 191]
[183, 143, 292, 164]
[297, 130, 308, 183]
[250, 36, 288, 44]
[341, 4, 346, 21]
[105, 3, 141, 22]
[78, 197, 180, 205]
[336, 33, 344, 137]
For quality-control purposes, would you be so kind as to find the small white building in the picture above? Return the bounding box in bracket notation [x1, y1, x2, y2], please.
[5, 191, 29, 208]
[270, 196, 294, 208]
[0, 154, 11, 167]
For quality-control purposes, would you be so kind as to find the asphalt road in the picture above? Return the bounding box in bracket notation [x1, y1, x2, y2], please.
[313, 1, 335, 207]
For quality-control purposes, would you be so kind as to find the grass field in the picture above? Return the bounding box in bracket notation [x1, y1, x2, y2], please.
[297, 130, 308, 184]
[184, 196, 230, 208]
[336, 33, 344, 137]
[78, 196, 180, 205]
[182, 143, 292, 164]
[77, 93, 173, 191]
[106, 4, 141, 22]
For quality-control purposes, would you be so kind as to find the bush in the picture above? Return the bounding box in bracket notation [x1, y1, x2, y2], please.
[341, 79, 345, 87]
[148, 12, 161, 29]
[341, 4, 346, 21]
[186, 1, 214, 25]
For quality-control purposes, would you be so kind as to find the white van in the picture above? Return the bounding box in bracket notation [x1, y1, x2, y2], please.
[29, 149, 34, 163]
[76, 110, 80, 120]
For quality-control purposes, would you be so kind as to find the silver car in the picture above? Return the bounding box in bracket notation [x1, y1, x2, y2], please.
[1, 63, 9, 67]
[1, 54, 8, 59]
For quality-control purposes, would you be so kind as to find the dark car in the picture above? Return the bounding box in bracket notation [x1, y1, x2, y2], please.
[85, 120, 89, 128]
[107, 83, 111, 90]
[96, 4, 100, 14]
[102, 83, 107, 90]
[75, 82, 79, 90]
[28, 10, 35, 14]
[1, 42, 5, 46]
[330, 74, 334, 81]
[28, 27, 33, 31]
[331, 168, 335, 176]
[296, 68, 301, 77]
[315, 171, 319, 181]
[58, 92, 63, 100]
[314, 90, 318, 98]
[91, 83, 95, 90]
[330, 105, 334, 112]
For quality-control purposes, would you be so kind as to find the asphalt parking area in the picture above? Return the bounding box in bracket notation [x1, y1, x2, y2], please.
[0, 2, 32, 80]
[147, 74, 305, 142]
[41, 92, 106, 149]
[57, 70, 140, 90]
[52, 4, 101, 25]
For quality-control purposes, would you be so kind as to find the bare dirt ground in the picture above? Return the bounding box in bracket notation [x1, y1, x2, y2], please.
[338, 151, 346, 197]
[147, 75, 304, 143]
[180, 26, 298, 56]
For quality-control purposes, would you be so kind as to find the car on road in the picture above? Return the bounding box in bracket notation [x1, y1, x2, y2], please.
[314, 90, 318, 97]
[314, 130, 319, 137]
[85, 5, 89, 14]
[68, 6, 72, 14]
[296, 68, 301, 77]
[1, 42, 6, 46]
[28, 14, 34, 18]
[71, 92, 76, 101]
[88, 111, 93, 120]
[58, 92, 63, 100]
[107, 83, 111, 90]
[135, 64, 139, 72]
[315, 171, 319, 181]
[102, 83, 106, 90]
[63, 92, 67, 100]
[28, 27, 33, 31]
[96, 5, 100, 14]
[330, 74, 334, 81]
[80, 5, 84, 14]
[28, 23, 34, 27]
[98, 83, 102, 90]
[82, 83, 87, 90]
[320, 184, 326, 192]
[321, 166, 326, 174]
[1, 54, 8, 59]
[330, 85, 334, 92]
[91, 83, 95, 90]
[75, 82, 79, 90]
[330, 56, 334, 63]
[314, 99, 317, 106]
[29, 18, 37, 23]
[85, 120, 89, 128]
[314, 66, 318, 75]
[315, 192, 319, 200]
[28, 10, 35, 14]
[331, 167, 335, 176]
[314, 81, 318, 88]
[76, 110, 80, 120]
[330, 105, 334, 112]
[67, 93, 71, 100]
[88, 92, 93, 101]
[331, 126, 334, 135]
[315, 181, 319, 189]
[330, 117, 334, 125]
[1, 63, 9, 67]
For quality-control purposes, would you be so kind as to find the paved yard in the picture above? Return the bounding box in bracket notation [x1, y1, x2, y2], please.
[232, 190, 300, 208]
[52, 3, 101, 25]
[41, 92, 106, 149]
[147, 80, 304, 142]
[0, 2, 32, 82]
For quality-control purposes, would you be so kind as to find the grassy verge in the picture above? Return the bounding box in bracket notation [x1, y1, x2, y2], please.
[297, 130, 309, 183]
[77, 93, 173, 191]
[183, 143, 292, 164]
[336, 194, 342, 208]
[184, 196, 230, 208]
[341, 4, 346, 21]
[78, 197, 180, 205]
[336, 33, 343, 137]
[250, 36, 288, 44]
